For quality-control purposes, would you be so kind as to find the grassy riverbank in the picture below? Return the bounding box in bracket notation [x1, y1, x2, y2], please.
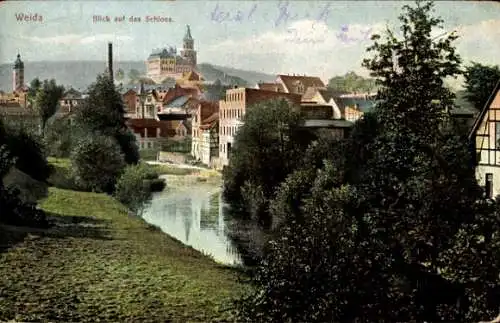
[0, 187, 247, 322]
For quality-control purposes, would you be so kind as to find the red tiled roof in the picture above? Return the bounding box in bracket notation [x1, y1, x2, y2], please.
[244, 88, 302, 107]
[277, 75, 325, 92]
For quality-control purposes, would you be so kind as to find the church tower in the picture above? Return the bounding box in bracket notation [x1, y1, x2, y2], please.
[180, 25, 197, 67]
[12, 54, 24, 92]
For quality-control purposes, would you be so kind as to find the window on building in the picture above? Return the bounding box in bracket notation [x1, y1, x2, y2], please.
[496, 122, 500, 149]
[486, 173, 493, 199]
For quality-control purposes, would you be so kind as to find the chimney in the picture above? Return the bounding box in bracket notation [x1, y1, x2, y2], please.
[108, 42, 113, 83]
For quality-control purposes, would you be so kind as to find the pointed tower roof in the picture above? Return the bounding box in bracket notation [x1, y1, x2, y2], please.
[184, 25, 193, 41]
[14, 54, 24, 69]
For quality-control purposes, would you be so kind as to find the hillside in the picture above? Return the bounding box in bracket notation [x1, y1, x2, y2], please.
[0, 60, 273, 92]
[198, 63, 276, 86]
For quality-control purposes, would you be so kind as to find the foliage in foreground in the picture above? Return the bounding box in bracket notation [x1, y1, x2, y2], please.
[235, 1, 500, 322]
[464, 62, 500, 110]
[114, 163, 165, 214]
[223, 98, 315, 227]
[0, 118, 52, 183]
[73, 74, 140, 165]
[0, 145, 48, 228]
[70, 135, 126, 194]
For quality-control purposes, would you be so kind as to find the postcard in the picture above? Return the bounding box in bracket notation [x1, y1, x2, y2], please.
[1, 0, 500, 322]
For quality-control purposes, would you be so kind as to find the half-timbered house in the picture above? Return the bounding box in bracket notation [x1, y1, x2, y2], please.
[469, 80, 500, 198]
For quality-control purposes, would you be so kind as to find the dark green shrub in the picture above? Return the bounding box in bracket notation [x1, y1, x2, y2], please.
[0, 124, 52, 183]
[114, 163, 164, 213]
[70, 135, 126, 194]
[148, 178, 166, 192]
[44, 118, 75, 158]
[0, 145, 49, 228]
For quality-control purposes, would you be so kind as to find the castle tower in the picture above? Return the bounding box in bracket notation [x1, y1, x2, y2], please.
[12, 54, 24, 92]
[181, 25, 197, 67]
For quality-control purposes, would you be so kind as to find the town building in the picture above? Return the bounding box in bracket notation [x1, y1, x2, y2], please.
[58, 88, 86, 116]
[469, 80, 500, 199]
[125, 82, 201, 150]
[219, 87, 302, 167]
[257, 74, 326, 96]
[146, 25, 198, 84]
[191, 100, 219, 165]
[12, 54, 25, 93]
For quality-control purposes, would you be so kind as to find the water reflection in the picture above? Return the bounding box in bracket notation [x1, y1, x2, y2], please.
[142, 184, 242, 266]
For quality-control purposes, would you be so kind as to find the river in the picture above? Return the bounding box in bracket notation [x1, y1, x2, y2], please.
[141, 178, 243, 266]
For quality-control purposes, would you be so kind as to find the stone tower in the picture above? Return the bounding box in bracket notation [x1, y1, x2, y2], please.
[12, 53, 24, 92]
[181, 25, 197, 67]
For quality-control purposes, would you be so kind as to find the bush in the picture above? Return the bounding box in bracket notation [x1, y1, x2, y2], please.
[114, 163, 165, 213]
[70, 135, 126, 194]
[147, 178, 166, 192]
[44, 118, 75, 158]
[1, 123, 52, 183]
[0, 145, 49, 228]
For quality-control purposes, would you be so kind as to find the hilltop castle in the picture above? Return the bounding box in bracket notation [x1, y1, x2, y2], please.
[146, 25, 197, 84]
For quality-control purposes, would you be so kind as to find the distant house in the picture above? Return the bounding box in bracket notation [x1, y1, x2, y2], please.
[468, 80, 500, 198]
[121, 88, 137, 118]
[191, 100, 219, 165]
[257, 74, 326, 97]
[340, 96, 377, 122]
[58, 88, 85, 116]
[219, 87, 302, 167]
[301, 87, 348, 119]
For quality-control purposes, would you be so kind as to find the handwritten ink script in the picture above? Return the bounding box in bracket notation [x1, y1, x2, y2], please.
[336, 24, 373, 43]
[209, 1, 331, 27]
[274, 1, 331, 28]
[210, 3, 258, 23]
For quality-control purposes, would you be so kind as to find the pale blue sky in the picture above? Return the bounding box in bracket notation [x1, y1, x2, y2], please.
[0, 1, 499, 83]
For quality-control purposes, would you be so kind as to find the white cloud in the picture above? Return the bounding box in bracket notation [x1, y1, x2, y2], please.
[204, 20, 385, 81]
[204, 18, 500, 84]
[22, 34, 133, 45]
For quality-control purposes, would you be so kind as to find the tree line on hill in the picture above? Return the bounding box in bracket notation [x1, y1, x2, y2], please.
[223, 1, 500, 321]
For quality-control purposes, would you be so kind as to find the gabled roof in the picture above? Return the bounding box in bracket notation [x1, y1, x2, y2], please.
[277, 75, 325, 93]
[469, 79, 500, 140]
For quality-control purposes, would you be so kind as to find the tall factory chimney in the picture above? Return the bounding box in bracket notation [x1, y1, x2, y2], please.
[108, 42, 113, 83]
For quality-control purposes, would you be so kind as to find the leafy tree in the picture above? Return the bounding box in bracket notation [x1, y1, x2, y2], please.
[237, 1, 500, 322]
[0, 118, 52, 183]
[33, 79, 65, 136]
[223, 98, 314, 227]
[27, 78, 41, 107]
[70, 135, 126, 194]
[73, 74, 139, 165]
[0, 121, 48, 228]
[44, 117, 75, 158]
[327, 71, 377, 93]
[464, 62, 500, 110]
